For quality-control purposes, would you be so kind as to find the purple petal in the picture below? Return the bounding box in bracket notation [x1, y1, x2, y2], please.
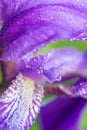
[0, 73, 44, 130]
[0, 0, 38, 25]
[65, 81, 87, 99]
[26, 48, 87, 83]
[0, 5, 60, 60]
[41, 97, 86, 130]
[74, 82, 87, 98]
[1, 0, 87, 26]
[0, 1, 87, 60]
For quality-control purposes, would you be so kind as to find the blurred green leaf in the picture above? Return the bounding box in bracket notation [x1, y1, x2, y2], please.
[30, 118, 40, 130]
[82, 109, 87, 130]
[37, 41, 87, 55]
[42, 94, 57, 105]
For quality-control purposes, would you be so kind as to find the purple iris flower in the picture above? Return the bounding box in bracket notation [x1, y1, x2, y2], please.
[0, 0, 87, 130]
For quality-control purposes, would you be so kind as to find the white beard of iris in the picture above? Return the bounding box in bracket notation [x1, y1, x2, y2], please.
[0, 73, 44, 130]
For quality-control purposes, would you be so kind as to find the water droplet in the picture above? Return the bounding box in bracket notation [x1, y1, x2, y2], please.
[25, 64, 29, 69]
[56, 74, 62, 81]
[70, 31, 87, 41]
[38, 69, 43, 74]
[80, 83, 82, 86]
[50, 16, 54, 20]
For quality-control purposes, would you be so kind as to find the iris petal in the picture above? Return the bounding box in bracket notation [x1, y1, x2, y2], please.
[64, 81, 87, 99]
[0, 1, 87, 60]
[26, 48, 87, 82]
[1, 0, 87, 25]
[41, 97, 86, 130]
[0, 73, 44, 130]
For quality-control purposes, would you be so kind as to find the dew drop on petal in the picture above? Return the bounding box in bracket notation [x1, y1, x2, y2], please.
[70, 30, 87, 41]
[56, 74, 62, 81]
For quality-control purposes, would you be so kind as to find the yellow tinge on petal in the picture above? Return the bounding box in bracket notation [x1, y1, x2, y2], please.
[22, 75, 35, 106]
